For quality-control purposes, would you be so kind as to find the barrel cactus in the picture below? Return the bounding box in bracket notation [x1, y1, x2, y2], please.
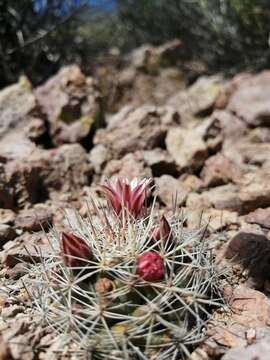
[28, 178, 224, 359]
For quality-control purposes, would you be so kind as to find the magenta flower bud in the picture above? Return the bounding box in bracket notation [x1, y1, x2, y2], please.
[61, 232, 92, 267]
[151, 215, 171, 243]
[99, 178, 151, 218]
[136, 251, 164, 281]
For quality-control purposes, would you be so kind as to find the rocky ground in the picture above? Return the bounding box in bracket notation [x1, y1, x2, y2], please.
[1, 41, 270, 359]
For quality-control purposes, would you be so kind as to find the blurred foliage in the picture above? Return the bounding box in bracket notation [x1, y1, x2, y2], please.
[0, 0, 88, 88]
[117, 0, 270, 71]
[0, 0, 270, 89]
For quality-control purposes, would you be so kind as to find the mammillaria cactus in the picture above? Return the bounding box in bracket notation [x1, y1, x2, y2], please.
[27, 178, 225, 359]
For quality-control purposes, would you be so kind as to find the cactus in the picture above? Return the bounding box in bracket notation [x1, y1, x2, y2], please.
[27, 178, 225, 359]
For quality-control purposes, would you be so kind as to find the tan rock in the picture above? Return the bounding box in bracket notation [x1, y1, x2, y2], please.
[221, 336, 270, 360]
[187, 208, 239, 232]
[35, 65, 102, 145]
[166, 127, 208, 171]
[95, 105, 179, 157]
[201, 153, 242, 187]
[167, 75, 224, 122]
[227, 71, 270, 126]
[207, 285, 270, 350]
[244, 208, 270, 229]
[155, 175, 188, 207]
[102, 152, 151, 181]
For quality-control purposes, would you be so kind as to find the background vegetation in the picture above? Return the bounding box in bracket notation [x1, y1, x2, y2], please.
[0, 0, 270, 88]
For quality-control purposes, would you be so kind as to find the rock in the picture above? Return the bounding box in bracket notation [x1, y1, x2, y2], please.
[155, 175, 188, 207]
[227, 71, 270, 126]
[1, 305, 25, 320]
[0, 225, 16, 248]
[187, 208, 239, 232]
[130, 39, 182, 71]
[142, 148, 179, 176]
[106, 65, 185, 113]
[2, 321, 35, 360]
[238, 169, 270, 214]
[200, 153, 242, 187]
[230, 141, 270, 166]
[0, 76, 40, 140]
[166, 127, 208, 171]
[89, 144, 111, 174]
[167, 75, 224, 122]
[188, 185, 243, 212]
[207, 285, 270, 351]
[32, 143, 93, 197]
[0, 209, 15, 225]
[245, 208, 270, 229]
[35, 65, 102, 145]
[186, 192, 212, 210]
[15, 206, 52, 232]
[248, 127, 270, 143]
[95, 105, 179, 157]
[222, 337, 270, 360]
[0, 134, 38, 163]
[188, 168, 270, 214]
[2, 242, 51, 267]
[102, 152, 152, 180]
[1, 148, 48, 209]
[179, 174, 203, 192]
[0, 336, 11, 360]
[197, 117, 223, 153]
[5, 263, 28, 280]
[225, 231, 270, 287]
[213, 110, 248, 147]
[0, 164, 14, 209]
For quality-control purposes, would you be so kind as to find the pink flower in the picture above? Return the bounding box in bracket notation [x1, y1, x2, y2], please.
[61, 232, 92, 267]
[136, 251, 164, 281]
[151, 215, 171, 243]
[99, 178, 151, 218]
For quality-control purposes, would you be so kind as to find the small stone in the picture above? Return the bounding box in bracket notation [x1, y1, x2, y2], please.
[227, 71, 270, 126]
[1, 305, 25, 319]
[167, 75, 224, 122]
[102, 152, 151, 180]
[94, 105, 171, 157]
[142, 148, 179, 176]
[0, 336, 11, 360]
[15, 206, 52, 232]
[207, 285, 270, 349]
[187, 208, 239, 232]
[180, 174, 202, 193]
[221, 336, 270, 360]
[225, 231, 270, 288]
[200, 153, 242, 187]
[35, 65, 102, 145]
[2, 242, 51, 267]
[166, 127, 208, 171]
[155, 175, 188, 207]
[0, 224, 16, 248]
[244, 208, 270, 229]
[89, 144, 110, 174]
[0, 209, 16, 225]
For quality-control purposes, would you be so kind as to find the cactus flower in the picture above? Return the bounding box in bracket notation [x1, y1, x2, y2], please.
[151, 215, 171, 243]
[137, 251, 164, 281]
[99, 178, 151, 218]
[61, 232, 92, 267]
